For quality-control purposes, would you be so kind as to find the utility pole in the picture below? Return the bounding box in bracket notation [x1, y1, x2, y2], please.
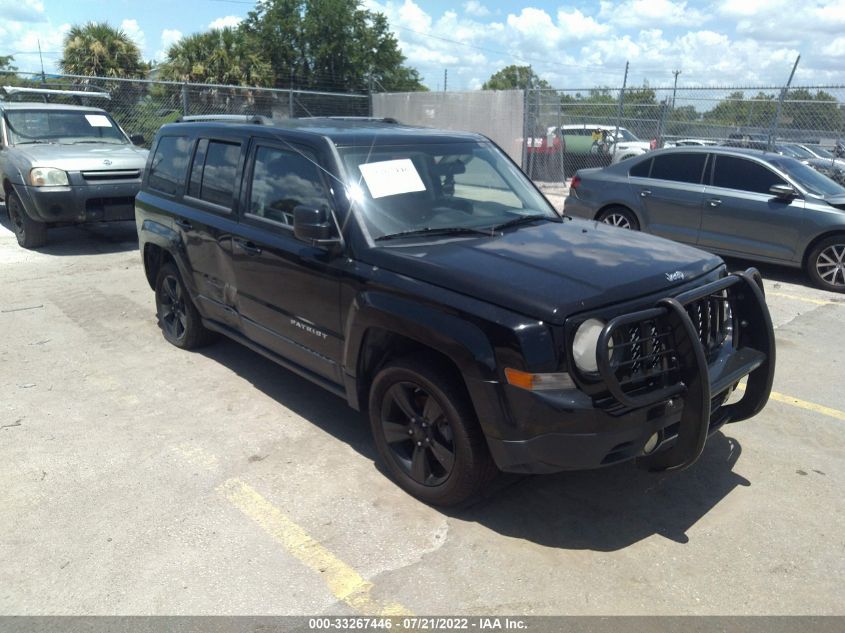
[671, 69, 681, 109]
[38, 39, 46, 83]
[770, 55, 801, 149]
[613, 61, 629, 160]
[443, 69, 447, 92]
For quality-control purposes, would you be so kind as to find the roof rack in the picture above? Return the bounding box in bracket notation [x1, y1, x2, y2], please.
[299, 116, 401, 124]
[177, 114, 272, 124]
[1, 85, 111, 101]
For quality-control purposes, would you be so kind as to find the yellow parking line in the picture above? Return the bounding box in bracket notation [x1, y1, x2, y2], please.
[219, 478, 413, 616]
[767, 291, 841, 306]
[737, 384, 845, 421]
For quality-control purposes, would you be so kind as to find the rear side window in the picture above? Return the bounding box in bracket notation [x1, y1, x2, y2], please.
[187, 140, 241, 209]
[629, 158, 651, 178]
[712, 155, 787, 194]
[247, 146, 330, 227]
[649, 153, 707, 184]
[148, 136, 191, 196]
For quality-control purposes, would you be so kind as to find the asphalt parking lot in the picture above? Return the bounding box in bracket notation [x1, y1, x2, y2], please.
[1, 217, 843, 616]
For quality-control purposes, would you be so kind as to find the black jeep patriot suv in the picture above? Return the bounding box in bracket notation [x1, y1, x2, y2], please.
[136, 118, 775, 505]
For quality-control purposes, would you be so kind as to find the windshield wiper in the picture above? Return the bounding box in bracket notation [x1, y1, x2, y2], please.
[14, 140, 56, 145]
[67, 140, 124, 144]
[490, 214, 555, 231]
[376, 226, 492, 241]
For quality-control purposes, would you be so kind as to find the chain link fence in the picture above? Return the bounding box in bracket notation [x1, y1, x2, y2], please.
[0, 71, 371, 147]
[526, 84, 845, 183]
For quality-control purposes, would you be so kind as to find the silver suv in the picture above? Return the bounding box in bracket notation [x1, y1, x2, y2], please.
[1, 97, 148, 248]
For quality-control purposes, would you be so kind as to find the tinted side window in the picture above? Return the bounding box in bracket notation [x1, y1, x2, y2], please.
[188, 139, 208, 198]
[200, 141, 241, 208]
[148, 136, 191, 195]
[649, 153, 707, 184]
[629, 158, 651, 178]
[712, 155, 786, 194]
[247, 146, 330, 227]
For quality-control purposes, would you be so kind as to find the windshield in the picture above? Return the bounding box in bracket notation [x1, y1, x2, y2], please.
[5, 110, 128, 145]
[615, 128, 640, 142]
[809, 146, 834, 158]
[339, 141, 559, 241]
[769, 156, 845, 197]
[782, 144, 814, 159]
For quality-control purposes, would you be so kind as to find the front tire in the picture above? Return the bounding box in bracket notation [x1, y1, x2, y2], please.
[368, 358, 496, 506]
[806, 236, 845, 293]
[597, 205, 640, 230]
[154, 262, 216, 349]
[6, 191, 47, 249]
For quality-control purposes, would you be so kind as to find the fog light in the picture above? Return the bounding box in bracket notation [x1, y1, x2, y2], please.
[643, 432, 659, 454]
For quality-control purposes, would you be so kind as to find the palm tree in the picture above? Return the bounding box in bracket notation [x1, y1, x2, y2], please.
[59, 22, 145, 78]
[160, 28, 272, 87]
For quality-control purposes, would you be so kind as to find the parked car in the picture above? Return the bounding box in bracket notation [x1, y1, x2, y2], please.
[565, 147, 845, 292]
[669, 138, 720, 147]
[137, 118, 774, 505]
[552, 124, 653, 166]
[724, 133, 769, 151]
[0, 93, 148, 248]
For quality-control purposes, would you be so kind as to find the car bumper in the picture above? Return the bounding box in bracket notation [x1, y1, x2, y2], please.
[480, 269, 775, 475]
[18, 182, 140, 224]
[562, 195, 593, 219]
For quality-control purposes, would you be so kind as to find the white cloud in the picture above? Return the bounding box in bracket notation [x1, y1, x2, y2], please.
[462, 1, 489, 18]
[599, 0, 708, 28]
[0, 0, 46, 23]
[155, 29, 183, 61]
[208, 15, 242, 30]
[822, 36, 845, 57]
[120, 19, 145, 51]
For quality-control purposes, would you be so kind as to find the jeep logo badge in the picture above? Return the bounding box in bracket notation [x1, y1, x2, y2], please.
[103, 159, 112, 166]
[665, 271, 685, 282]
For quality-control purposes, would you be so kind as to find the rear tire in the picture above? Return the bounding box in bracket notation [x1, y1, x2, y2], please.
[806, 235, 845, 293]
[597, 206, 640, 231]
[368, 358, 497, 506]
[6, 191, 47, 249]
[154, 262, 217, 349]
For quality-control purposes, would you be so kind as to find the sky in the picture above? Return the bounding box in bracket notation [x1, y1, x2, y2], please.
[1, 0, 844, 90]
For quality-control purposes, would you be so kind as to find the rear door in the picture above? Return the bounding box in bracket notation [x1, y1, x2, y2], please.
[698, 154, 804, 261]
[178, 136, 244, 328]
[230, 138, 344, 384]
[631, 152, 707, 244]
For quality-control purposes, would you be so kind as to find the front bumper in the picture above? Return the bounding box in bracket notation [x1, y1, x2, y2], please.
[486, 269, 775, 474]
[18, 182, 140, 224]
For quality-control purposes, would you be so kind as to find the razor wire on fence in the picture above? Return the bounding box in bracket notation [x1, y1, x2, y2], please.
[0, 71, 371, 147]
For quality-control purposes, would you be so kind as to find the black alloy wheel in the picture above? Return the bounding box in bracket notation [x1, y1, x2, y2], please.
[380, 381, 456, 486]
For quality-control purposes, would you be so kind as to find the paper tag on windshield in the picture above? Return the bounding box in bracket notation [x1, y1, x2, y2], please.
[85, 114, 112, 127]
[359, 159, 425, 199]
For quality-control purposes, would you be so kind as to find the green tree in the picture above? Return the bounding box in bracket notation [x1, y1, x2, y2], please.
[782, 89, 841, 131]
[241, 0, 424, 92]
[160, 28, 272, 86]
[59, 22, 146, 77]
[482, 65, 551, 90]
[0, 55, 16, 72]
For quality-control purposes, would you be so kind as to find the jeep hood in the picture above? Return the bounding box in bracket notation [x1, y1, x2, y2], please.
[14, 143, 148, 171]
[366, 218, 723, 323]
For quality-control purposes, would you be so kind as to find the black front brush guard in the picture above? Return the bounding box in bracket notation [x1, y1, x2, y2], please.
[595, 268, 775, 471]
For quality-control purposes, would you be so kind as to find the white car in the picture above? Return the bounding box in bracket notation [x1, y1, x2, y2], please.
[549, 124, 653, 164]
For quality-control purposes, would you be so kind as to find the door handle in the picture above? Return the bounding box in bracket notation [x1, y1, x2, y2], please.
[175, 219, 193, 230]
[235, 239, 262, 256]
[707, 198, 722, 207]
[640, 190, 652, 197]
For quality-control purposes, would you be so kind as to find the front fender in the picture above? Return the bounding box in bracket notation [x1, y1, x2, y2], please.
[344, 290, 497, 382]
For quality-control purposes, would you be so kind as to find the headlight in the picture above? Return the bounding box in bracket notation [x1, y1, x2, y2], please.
[572, 318, 610, 374]
[29, 167, 69, 187]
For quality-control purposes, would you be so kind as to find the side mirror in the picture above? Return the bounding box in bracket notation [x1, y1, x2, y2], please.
[293, 205, 338, 245]
[769, 183, 797, 199]
[130, 134, 145, 146]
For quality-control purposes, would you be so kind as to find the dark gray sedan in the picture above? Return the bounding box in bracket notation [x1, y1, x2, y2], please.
[564, 147, 845, 292]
